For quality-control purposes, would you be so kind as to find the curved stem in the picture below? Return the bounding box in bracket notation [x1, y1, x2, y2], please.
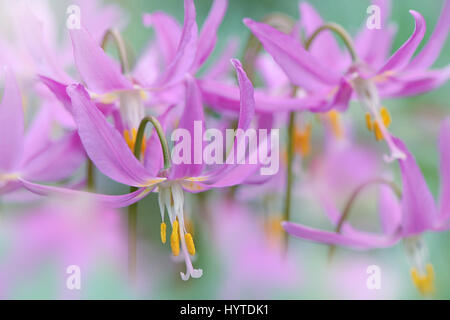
[328, 178, 401, 261]
[304, 22, 358, 62]
[101, 29, 130, 74]
[127, 116, 171, 284]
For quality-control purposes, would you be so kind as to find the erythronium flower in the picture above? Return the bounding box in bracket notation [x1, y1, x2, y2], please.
[243, 0, 450, 161]
[0, 67, 85, 196]
[35, 59, 262, 280]
[283, 118, 450, 296]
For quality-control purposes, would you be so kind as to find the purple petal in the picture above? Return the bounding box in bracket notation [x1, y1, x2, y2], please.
[70, 28, 133, 93]
[67, 84, 163, 187]
[243, 18, 341, 91]
[0, 67, 24, 172]
[39, 75, 73, 113]
[170, 75, 205, 179]
[19, 179, 154, 209]
[407, 0, 450, 70]
[393, 137, 437, 235]
[378, 10, 426, 74]
[378, 184, 402, 235]
[192, 0, 228, 71]
[283, 221, 400, 250]
[154, 0, 198, 88]
[22, 131, 85, 182]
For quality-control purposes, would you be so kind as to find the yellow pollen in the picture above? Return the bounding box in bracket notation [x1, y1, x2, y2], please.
[411, 263, 435, 296]
[123, 128, 146, 156]
[160, 222, 167, 244]
[170, 220, 180, 256]
[327, 110, 343, 139]
[294, 123, 312, 157]
[365, 113, 373, 131]
[373, 121, 383, 141]
[185, 233, 196, 256]
[380, 107, 391, 127]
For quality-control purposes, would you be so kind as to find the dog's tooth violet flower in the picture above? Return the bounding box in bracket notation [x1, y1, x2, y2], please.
[283, 118, 450, 295]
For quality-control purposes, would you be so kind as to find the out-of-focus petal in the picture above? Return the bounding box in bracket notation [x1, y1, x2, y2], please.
[0, 67, 24, 172]
[283, 221, 400, 250]
[142, 12, 182, 67]
[378, 184, 402, 235]
[244, 18, 341, 91]
[192, 0, 228, 71]
[393, 137, 437, 235]
[22, 131, 85, 182]
[377, 10, 426, 74]
[67, 84, 163, 187]
[39, 75, 73, 113]
[203, 37, 238, 80]
[70, 28, 133, 93]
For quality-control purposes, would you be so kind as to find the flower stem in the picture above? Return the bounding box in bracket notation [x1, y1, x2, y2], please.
[127, 116, 171, 284]
[87, 159, 95, 191]
[304, 22, 359, 62]
[328, 178, 401, 262]
[101, 29, 130, 74]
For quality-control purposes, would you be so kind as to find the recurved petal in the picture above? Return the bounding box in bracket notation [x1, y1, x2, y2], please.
[377, 10, 426, 74]
[243, 18, 341, 91]
[67, 84, 162, 187]
[393, 137, 437, 236]
[283, 221, 399, 250]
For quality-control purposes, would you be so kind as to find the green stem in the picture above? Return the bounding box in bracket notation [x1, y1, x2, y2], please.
[127, 116, 171, 284]
[328, 178, 401, 262]
[304, 22, 359, 61]
[101, 29, 130, 74]
[282, 23, 359, 254]
[87, 159, 95, 191]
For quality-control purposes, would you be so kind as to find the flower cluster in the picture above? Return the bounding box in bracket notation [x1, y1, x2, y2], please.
[0, 0, 449, 297]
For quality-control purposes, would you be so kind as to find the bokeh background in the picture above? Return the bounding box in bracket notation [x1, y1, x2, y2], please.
[1, 0, 449, 299]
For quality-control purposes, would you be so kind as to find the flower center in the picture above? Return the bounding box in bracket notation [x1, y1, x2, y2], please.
[404, 236, 435, 296]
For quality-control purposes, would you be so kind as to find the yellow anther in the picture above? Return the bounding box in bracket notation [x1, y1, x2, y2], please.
[373, 121, 383, 141]
[411, 263, 435, 296]
[327, 110, 343, 139]
[170, 220, 180, 256]
[294, 123, 312, 157]
[123, 128, 147, 156]
[365, 113, 373, 131]
[380, 107, 391, 127]
[160, 222, 167, 244]
[185, 233, 196, 256]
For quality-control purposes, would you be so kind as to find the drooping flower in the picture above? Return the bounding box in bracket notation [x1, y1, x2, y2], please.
[25, 59, 266, 280]
[242, 0, 450, 161]
[283, 118, 450, 295]
[0, 67, 85, 196]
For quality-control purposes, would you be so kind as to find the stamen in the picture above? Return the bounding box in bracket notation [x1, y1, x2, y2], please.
[380, 107, 391, 127]
[123, 128, 147, 156]
[411, 263, 435, 296]
[170, 220, 180, 256]
[365, 113, 373, 131]
[185, 233, 196, 255]
[160, 222, 167, 244]
[328, 110, 343, 139]
[373, 121, 383, 141]
[294, 123, 312, 157]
